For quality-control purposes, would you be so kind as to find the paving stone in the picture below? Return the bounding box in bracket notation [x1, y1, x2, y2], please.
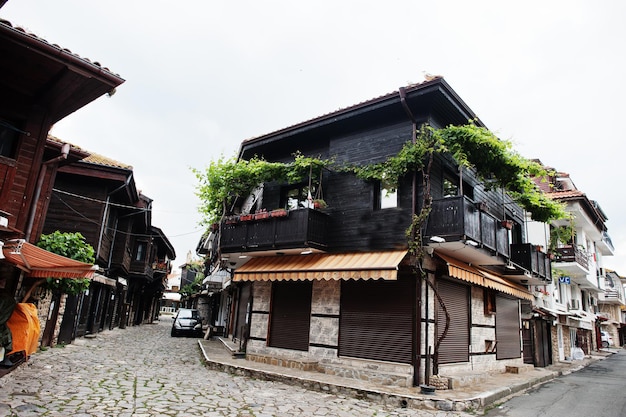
[0, 320, 483, 416]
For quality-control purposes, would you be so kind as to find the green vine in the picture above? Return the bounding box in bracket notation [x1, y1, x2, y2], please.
[193, 152, 334, 226]
[37, 231, 95, 296]
[549, 224, 575, 252]
[350, 123, 566, 224]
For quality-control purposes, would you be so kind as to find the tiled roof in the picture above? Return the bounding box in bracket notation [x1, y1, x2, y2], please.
[83, 153, 133, 170]
[47, 135, 132, 170]
[545, 190, 584, 200]
[0, 18, 121, 78]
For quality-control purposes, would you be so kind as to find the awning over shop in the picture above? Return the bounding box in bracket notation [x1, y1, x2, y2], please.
[569, 309, 597, 322]
[234, 250, 407, 282]
[438, 253, 534, 301]
[1, 239, 96, 279]
[536, 306, 571, 317]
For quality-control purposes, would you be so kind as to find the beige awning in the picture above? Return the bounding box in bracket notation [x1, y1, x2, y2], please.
[234, 250, 408, 282]
[2, 239, 96, 279]
[438, 253, 534, 301]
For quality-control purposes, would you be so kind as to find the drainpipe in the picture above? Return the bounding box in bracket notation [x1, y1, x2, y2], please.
[24, 143, 70, 242]
[399, 87, 422, 386]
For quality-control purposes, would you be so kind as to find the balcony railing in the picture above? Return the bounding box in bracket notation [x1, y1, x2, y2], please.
[552, 245, 589, 270]
[424, 196, 510, 258]
[510, 243, 551, 282]
[603, 289, 623, 302]
[220, 208, 329, 253]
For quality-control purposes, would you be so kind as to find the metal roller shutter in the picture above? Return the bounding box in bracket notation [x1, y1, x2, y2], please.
[496, 295, 521, 359]
[339, 276, 414, 364]
[269, 281, 312, 351]
[436, 279, 469, 364]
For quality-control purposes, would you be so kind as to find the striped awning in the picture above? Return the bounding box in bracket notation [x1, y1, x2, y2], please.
[234, 250, 408, 282]
[438, 253, 534, 301]
[2, 239, 96, 279]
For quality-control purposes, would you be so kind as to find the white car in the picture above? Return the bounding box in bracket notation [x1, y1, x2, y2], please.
[600, 330, 614, 348]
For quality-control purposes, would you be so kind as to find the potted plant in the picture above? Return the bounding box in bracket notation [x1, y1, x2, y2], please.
[270, 208, 288, 218]
[313, 199, 327, 209]
[254, 210, 270, 221]
[239, 213, 254, 222]
[500, 220, 514, 230]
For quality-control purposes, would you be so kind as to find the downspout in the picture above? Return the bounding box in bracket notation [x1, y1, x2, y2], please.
[24, 143, 70, 242]
[399, 87, 422, 386]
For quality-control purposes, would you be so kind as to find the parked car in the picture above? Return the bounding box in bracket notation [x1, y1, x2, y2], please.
[171, 308, 203, 337]
[601, 330, 614, 348]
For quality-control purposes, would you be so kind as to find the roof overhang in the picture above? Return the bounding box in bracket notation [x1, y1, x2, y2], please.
[1, 239, 96, 279]
[234, 250, 408, 282]
[0, 19, 125, 125]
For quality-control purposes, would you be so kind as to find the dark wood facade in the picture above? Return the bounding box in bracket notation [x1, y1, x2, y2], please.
[0, 18, 124, 303]
[215, 77, 547, 386]
[42, 149, 176, 336]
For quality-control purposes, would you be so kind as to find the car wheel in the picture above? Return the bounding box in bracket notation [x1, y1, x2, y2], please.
[602, 341, 609, 348]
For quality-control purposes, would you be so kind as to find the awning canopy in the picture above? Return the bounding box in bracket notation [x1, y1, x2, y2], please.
[1, 239, 96, 279]
[234, 250, 407, 282]
[438, 253, 534, 301]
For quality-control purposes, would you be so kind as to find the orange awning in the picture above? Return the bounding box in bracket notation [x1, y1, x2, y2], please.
[2, 239, 96, 279]
[234, 250, 407, 282]
[437, 253, 534, 301]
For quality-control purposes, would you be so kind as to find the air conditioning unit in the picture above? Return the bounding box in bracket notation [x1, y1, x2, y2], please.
[569, 299, 580, 310]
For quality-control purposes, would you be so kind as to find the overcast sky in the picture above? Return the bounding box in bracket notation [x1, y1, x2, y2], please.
[3, 1, 625, 274]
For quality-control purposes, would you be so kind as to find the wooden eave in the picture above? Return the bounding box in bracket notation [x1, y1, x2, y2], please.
[238, 77, 484, 159]
[57, 163, 138, 205]
[151, 226, 176, 260]
[0, 19, 125, 125]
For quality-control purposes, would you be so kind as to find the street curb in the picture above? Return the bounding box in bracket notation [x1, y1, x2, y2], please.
[199, 341, 495, 412]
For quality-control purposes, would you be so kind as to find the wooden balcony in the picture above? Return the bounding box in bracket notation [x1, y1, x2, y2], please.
[220, 208, 329, 254]
[510, 243, 552, 282]
[424, 196, 510, 258]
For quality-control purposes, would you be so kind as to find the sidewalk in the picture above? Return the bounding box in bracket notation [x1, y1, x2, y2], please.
[198, 338, 617, 412]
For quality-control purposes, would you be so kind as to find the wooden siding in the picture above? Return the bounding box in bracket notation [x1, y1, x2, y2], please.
[233, 86, 526, 257]
[43, 177, 108, 249]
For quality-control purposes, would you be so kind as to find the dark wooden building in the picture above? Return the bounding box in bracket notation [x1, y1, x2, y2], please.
[42, 142, 176, 342]
[208, 77, 552, 388]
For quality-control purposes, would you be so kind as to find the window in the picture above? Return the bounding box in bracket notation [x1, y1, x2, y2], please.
[374, 180, 397, 210]
[484, 288, 496, 315]
[0, 120, 20, 159]
[135, 242, 147, 261]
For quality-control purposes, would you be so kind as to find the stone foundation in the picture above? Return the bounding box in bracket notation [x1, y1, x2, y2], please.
[246, 353, 319, 372]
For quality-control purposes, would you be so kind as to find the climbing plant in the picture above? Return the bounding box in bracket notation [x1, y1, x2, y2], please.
[193, 152, 334, 226]
[37, 231, 95, 296]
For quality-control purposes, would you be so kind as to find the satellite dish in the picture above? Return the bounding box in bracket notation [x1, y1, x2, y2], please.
[241, 184, 263, 214]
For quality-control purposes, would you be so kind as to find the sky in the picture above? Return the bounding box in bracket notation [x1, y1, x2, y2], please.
[2, 1, 625, 273]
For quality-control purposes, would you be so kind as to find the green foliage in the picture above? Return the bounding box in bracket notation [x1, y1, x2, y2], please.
[37, 231, 95, 296]
[193, 152, 334, 226]
[179, 267, 206, 297]
[550, 224, 575, 251]
[351, 123, 567, 223]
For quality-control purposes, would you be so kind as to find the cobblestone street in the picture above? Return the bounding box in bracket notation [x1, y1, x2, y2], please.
[0, 319, 475, 417]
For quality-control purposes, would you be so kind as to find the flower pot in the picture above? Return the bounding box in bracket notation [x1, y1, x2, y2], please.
[270, 209, 288, 218]
[254, 212, 269, 221]
[500, 220, 513, 230]
[239, 214, 253, 222]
